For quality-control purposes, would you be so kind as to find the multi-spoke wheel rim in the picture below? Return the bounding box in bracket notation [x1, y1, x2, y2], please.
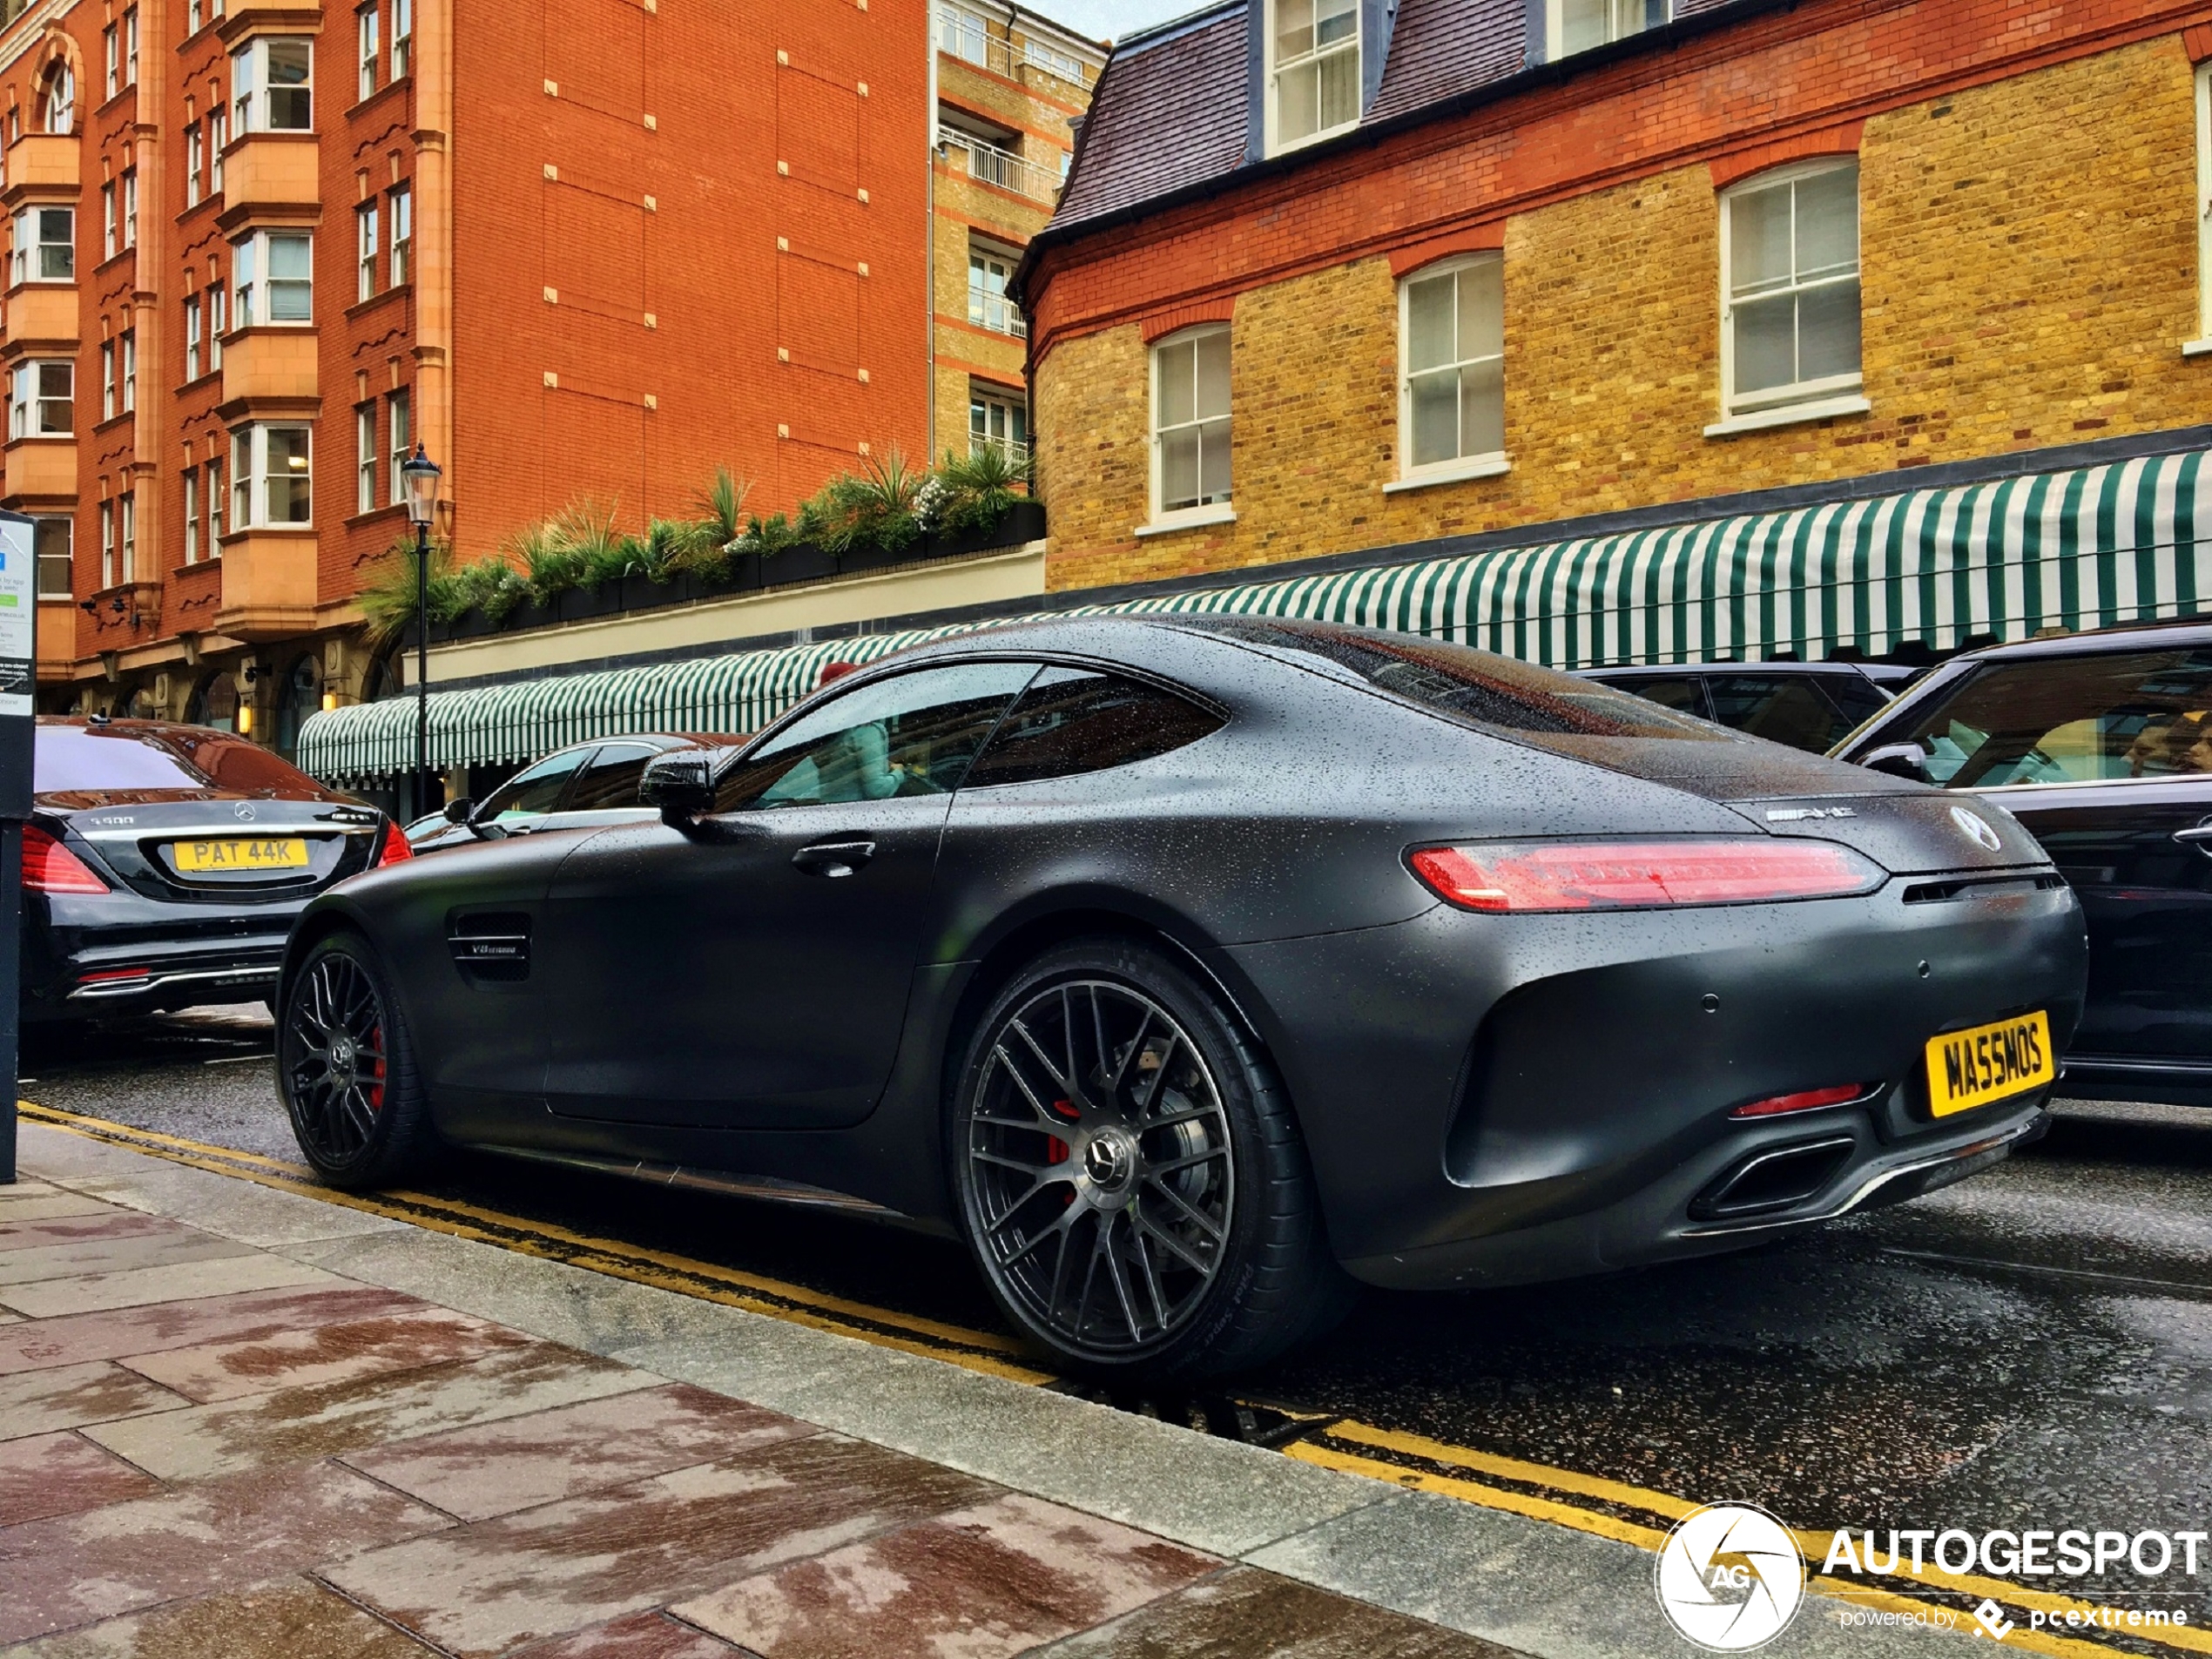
[283, 953, 389, 1163]
[965, 979, 1234, 1355]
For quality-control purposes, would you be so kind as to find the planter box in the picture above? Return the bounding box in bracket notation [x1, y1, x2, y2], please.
[508, 599, 560, 634]
[450, 606, 499, 641]
[919, 498, 1048, 561]
[761, 543, 837, 589]
[837, 538, 924, 577]
[625, 577, 687, 613]
[556, 584, 627, 624]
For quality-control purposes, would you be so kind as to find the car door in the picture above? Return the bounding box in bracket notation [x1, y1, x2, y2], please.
[536, 660, 1037, 1130]
[1864, 644, 2212, 1073]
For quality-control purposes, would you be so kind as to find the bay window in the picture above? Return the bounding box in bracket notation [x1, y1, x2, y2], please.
[8, 361, 71, 438]
[1719, 159, 1863, 424]
[233, 423, 312, 527]
[234, 230, 313, 325]
[10, 206, 73, 284]
[1268, 0, 1358, 152]
[233, 37, 313, 132]
[1150, 326, 1231, 523]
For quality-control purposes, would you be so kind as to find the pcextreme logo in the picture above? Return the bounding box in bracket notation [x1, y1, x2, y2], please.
[1655, 1503, 1806, 1650]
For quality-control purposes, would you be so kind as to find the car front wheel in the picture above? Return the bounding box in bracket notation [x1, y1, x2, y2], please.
[280, 931, 436, 1189]
[949, 938, 1348, 1384]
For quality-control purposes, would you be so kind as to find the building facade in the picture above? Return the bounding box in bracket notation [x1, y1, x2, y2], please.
[1021, 0, 2212, 637]
[0, 0, 944, 779]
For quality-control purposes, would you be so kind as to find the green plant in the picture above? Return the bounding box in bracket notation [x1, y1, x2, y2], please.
[934, 444, 1028, 535]
[802, 450, 927, 556]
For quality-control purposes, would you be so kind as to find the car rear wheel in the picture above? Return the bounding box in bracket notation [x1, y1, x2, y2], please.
[949, 938, 1350, 1384]
[280, 931, 435, 1189]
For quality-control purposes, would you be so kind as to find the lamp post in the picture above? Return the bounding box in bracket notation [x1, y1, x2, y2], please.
[401, 444, 442, 818]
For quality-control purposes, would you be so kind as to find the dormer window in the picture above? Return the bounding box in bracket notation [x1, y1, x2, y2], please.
[1549, 0, 1664, 59]
[1269, 0, 1359, 153]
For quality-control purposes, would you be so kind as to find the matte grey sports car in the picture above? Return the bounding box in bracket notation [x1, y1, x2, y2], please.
[277, 617, 2088, 1380]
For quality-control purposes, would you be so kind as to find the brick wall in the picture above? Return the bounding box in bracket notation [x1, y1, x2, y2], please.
[1035, 25, 2212, 591]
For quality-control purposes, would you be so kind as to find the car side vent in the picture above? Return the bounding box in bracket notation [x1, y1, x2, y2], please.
[1689, 1136, 1854, 1221]
[1900, 873, 2067, 905]
[448, 912, 531, 981]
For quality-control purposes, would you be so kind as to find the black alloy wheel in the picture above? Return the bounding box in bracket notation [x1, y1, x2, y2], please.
[952, 938, 1348, 1382]
[280, 933, 435, 1188]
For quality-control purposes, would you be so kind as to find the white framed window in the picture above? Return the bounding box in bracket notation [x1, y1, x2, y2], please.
[118, 490, 134, 582]
[183, 469, 199, 563]
[1396, 254, 1505, 483]
[233, 229, 312, 326]
[388, 185, 411, 287]
[120, 328, 135, 413]
[391, 0, 412, 79]
[206, 454, 226, 544]
[1150, 325, 1231, 523]
[186, 124, 204, 206]
[42, 64, 73, 134]
[967, 244, 1022, 336]
[208, 105, 227, 192]
[98, 499, 113, 586]
[356, 202, 377, 301]
[938, 4, 989, 67]
[34, 516, 72, 599]
[123, 9, 138, 88]
[1548, 0, 1664, 58]
[233, 423, 312, 527]
[355, 404, 374, 512]
[9, 360, 71, 438]
[1267, 0, 1359, 154]
[1718, 158, 1863, 422]
[969, 387, 1026, 462]
[100, 183, 115, 260]
[103, 24, 118, 99]
[119, 169, 136, 250]
[233, 37, 313, 133]
[188, 0, 203, 32]
[185, 293, 203, 379]
[207, 280, 227, 368]
[99, 340, 114, 421]
[358, 5, 380, 100]
[2195, 64, 2212, 350]
[388, 388, 410, 503]
[10, 206, 73, 284]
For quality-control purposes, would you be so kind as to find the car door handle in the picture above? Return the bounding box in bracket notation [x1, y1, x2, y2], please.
[792, 840, 876, 878]
[2175, 824, 2212, 854]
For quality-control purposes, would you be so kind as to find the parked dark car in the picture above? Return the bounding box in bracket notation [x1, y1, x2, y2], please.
[1836, 619, 2212, 1107]
[23, 717, 408, 1021]
[1577, 660, 1919, 752]
[279, 617, 2084, 1381]
[405, 733, 752, 853]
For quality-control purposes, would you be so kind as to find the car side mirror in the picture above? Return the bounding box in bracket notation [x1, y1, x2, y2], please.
[442, 797, 475, 825]
[640, 752, 717, 831]
[1859, 742, 1928, 780]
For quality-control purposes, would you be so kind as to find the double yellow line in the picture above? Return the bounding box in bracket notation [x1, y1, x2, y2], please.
[19, 1100, 2202, 1656]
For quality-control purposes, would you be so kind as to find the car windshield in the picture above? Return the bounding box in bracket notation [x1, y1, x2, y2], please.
[1186, 617, 1717, 739]
[1885, 647, 2212, 787]
[35, 723, 334, 798]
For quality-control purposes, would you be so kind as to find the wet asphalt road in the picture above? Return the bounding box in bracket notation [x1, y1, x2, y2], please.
[22, 1004, 2212, 1621]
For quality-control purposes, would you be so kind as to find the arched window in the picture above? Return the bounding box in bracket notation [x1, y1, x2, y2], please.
[275, 655, 320, 758]
[186, 670, 240, 732]
[40, 63, 74, 134]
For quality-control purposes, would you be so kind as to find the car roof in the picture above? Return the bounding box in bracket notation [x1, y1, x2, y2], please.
[1574, 660, 1913, 680]
[1935, 616, 2212, 664]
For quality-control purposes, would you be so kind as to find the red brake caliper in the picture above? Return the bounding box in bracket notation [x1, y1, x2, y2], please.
[365, 1025, 386, 1112]
[1047, 1096, 1080, 1203]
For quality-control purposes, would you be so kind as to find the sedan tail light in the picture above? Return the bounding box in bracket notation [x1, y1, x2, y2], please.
[1407, 839, 1884, 914]
[374, 820, 413, 868]
[22, 825, 110, 894]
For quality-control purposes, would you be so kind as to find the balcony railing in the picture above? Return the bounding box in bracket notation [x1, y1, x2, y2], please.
[939, 131, 1062, 205]
[971, 435, 1030, 467]
[968, 287, 1027, 338]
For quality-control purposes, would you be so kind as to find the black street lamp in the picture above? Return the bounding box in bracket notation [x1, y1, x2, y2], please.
[401, 443, 442, 817]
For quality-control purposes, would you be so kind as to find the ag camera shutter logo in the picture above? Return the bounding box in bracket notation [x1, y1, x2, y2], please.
[1655, 1502, 1806, 1650]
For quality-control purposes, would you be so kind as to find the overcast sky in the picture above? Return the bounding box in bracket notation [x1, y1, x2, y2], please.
[1039, 0, 1204, 48]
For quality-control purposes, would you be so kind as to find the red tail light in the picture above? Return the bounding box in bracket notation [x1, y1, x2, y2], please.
[374, 820, 413, 867]
[1407, 839, 1883, 914]
[1732, 1084, 1872, 1119]
[23, 825, 110, 894]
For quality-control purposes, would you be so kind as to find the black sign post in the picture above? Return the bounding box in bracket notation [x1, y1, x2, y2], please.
[0, 511, 34, 1183]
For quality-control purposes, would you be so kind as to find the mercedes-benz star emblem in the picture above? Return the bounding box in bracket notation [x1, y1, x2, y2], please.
[1949, 806, 2002, 853]
[233, 802, 257, 822]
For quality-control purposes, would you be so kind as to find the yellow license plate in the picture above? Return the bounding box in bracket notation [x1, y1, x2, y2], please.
[172, 837, 310, 873]
[1925, 1010, 2054, 1116]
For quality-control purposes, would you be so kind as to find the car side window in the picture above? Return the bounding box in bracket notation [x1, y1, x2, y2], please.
[961, 667, 1225, 788]
[479, 748, 588, 820]
[1606, 676, 1710, 720]
[1706, 674, 1854, 752]
[563, 742, 660, 811]
[1892, 649, 2212, 787]
[713, 662, 1038, 813]
[1823, 671, 1890, 731]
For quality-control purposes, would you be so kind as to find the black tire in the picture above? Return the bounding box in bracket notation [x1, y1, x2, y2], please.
[948, 937, 1352, 1385]
[279, 931, 436, 1189]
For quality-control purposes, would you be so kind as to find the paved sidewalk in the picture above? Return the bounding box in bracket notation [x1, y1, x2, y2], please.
[3, 1122, 1968, 1658]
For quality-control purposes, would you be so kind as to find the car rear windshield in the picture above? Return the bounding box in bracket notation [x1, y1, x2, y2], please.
[1884, 646, 2212, 787]
[1184, 617, 1716, 740]
[35, 724, 336, 798]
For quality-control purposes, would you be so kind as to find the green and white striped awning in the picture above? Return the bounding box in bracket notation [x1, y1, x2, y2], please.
[299, 448, 2212, 783]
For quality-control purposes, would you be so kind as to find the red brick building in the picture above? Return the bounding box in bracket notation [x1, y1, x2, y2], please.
[0, 0, 938, 772]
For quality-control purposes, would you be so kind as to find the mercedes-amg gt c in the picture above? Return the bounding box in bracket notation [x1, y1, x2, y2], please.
[277, 617, 2087, 1380]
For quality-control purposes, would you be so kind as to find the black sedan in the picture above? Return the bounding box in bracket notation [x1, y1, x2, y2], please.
[277, 617, 2086, 1381]
[24, 717, 408, 1021]
[1836, 618, 2212, 1107]
[1576, 659, 1918, 752]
